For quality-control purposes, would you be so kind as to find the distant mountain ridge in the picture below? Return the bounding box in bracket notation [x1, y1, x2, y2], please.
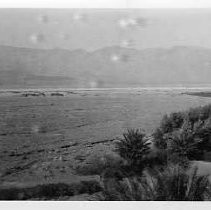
[0, 45, 211, 88]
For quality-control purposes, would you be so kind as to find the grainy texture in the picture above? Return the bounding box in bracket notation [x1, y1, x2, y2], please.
[0, 89, 211, 192]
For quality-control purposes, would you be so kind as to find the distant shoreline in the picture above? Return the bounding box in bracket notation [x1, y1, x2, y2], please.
[183, 91, 211, 98]
[1, 86, 211, 92]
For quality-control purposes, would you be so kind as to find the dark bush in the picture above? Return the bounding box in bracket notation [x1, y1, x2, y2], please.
[153, 128, 167, 149]
[0, 180, 102, 200]
[153, 112, 184, 150]
[33, 183, 74, 198]
[153, 104, 211, 163]
[78, 180, 102, 195]
[145, 149, 168, 168]
[160, 112, 184, 133]
[75, 153, 125, 176]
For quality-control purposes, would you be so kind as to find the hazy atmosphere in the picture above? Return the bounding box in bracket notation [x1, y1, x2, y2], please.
[2, 9, 211, 201]
[0, 9, 211, 88]
[1, 9, 211, 50]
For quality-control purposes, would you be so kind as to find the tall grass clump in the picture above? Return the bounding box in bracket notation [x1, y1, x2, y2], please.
[150, 165, 211, 201]
[100, 165, 211, 201]
[100, 176, 146, 201]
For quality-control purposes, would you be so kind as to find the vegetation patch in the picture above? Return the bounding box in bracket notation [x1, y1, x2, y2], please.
[153, 104, 211, 162]
[3, 104, 211, 200]
[96, 104, 211, 200]
[0, 180, 102, 200]
[100, 165, 211, 201]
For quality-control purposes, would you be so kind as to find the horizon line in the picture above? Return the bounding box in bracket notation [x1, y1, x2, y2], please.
[0, 44, 211, 52]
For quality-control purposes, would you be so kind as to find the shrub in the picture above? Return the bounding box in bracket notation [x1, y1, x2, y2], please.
[0, 181, 102, 200]
[75, 153, 125, 177]
[153, 112, 185, 149]
[153, 104, 211, 163]
[161, 112, 184, 133]
[153, 105, 211, 149]
[145, 149, 168, 168]
[115, 129, 151, 173]
[153, 128, 167, 149]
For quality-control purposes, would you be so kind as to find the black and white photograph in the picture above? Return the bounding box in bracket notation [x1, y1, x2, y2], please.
[1, 1, 211, 203]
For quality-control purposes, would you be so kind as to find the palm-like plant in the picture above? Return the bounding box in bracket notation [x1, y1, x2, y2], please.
[115, 129, 151, 172]
[167, 130, 203, 162]
[165, 118, 211, 163]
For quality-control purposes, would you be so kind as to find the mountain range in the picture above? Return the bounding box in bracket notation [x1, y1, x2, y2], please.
[0, 45, 211, 88]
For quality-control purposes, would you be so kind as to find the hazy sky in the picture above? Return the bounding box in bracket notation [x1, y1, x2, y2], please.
[0, 9, 211, 51]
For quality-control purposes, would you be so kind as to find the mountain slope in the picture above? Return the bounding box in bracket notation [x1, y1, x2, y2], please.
[0, 45, 211, 88]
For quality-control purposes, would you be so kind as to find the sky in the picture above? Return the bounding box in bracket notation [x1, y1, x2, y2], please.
[0, 9, 211, 51]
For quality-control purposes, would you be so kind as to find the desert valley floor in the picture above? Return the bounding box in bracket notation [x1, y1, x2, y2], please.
[1, 88, 211, 199]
